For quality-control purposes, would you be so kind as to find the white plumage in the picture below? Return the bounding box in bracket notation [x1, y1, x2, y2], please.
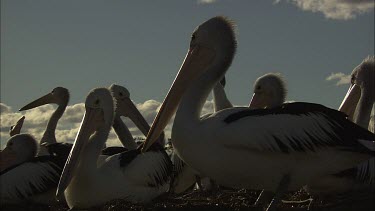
[57, 88, 172, 209]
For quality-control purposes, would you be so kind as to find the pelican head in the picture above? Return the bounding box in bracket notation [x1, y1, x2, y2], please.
[142, 16, 237, 152]
[9, 116, 26, 136]
[352, 56, 375, 100]
[249, 73, 287, 109]
[19, 87, 70, 111]
[339, 56, 374, 126]
[0, 134, 38, 171]
[56, 88, 114, 199]
[109, 84, 151, 136]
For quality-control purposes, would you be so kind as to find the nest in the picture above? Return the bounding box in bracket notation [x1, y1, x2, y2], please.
[4, 187, 373, 211]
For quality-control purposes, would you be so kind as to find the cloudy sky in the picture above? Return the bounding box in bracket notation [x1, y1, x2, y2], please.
[1, 0, 374, 148]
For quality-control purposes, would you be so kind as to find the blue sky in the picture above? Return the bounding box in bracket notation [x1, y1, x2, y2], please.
[0, 0, 374, 148]
[1, 0, 374, 110]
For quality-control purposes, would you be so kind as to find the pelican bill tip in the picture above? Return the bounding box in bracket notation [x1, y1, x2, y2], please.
[140, 144, 148, 153]
[19, 105, 30, 111]
[55, 188, 65, 201]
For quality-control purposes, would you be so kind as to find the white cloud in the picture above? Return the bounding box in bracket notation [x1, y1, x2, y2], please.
[275, 0, 374, 20]
[0, 103, 12, 114]
[326, 72, 351, 85]
[197, 0, 218, 4]
[1, 99, 216, 149]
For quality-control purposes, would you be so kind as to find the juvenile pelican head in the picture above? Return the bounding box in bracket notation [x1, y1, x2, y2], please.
[109, 84, 150, 136]
[9, 116, 25, 136]
[56, 88, 114, 199]
[19, 87, 70, 111]
[339, 56, 374, 128]
[249, 73, 287, 109]
[0, 134, 38, 171]
[142, 16, 237, 152]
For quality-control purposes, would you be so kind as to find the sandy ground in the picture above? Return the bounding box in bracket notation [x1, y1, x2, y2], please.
[1, 188, 374, 211]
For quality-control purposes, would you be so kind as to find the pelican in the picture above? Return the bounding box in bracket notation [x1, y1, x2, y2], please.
[213, 77, 233, 112]
[0, 134, 67, 204]
[247, 72, 374, 203]
[0, 134, 38, 172]
[1, 116, 28, 170]
[109, 84, 159, 149]
[339, 56, 374, 131]
[110, 84, 179, 193]
[2, 87, 70, 204]
[9, 115, 26, 136]
[170, 77, 231, 193]
[141, 16, 375, 210]
[308, 56, 375, 197]
[56, 88, 172, 209]
[19, 87, 69, 155]
[18, 85, 141, 157]
[309, 56, 375, 203]
[249, 73, 287, 109]
[106, 83, 168, 156]
[247, 73, 290, 204]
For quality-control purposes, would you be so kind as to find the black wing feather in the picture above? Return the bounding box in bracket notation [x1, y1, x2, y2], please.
[224, 102, 374, 154]
[0, 156, 64, 202]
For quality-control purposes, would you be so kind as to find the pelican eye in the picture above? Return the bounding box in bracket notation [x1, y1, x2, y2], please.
[119, 92, 123, 97]
[94, 99, 100, 105]
[8, 142, 13, 146]
[256, 85, 261, 90]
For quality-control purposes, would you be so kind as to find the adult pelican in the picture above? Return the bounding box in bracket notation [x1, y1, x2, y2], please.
[309, 56, 375, 197]
[248, 72, 374, 204]
[19, 87, 69, 155]
[339, 56, 374, 131]
[170, 77, 231, 193]
[9, 116, 26, 136]
[309, 56, 375, 203]
[0, 134, 67, 204]
[141, 16, 375, 210]
[56, 88, 172, 209]
[104, 83, 168, 155]
[109, 84, 158, 150]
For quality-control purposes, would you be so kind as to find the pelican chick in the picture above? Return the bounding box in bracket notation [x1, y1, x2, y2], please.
[0, 134, 38, 171]
[0, 134, 67, 205]
[249, 73, 287, 109]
